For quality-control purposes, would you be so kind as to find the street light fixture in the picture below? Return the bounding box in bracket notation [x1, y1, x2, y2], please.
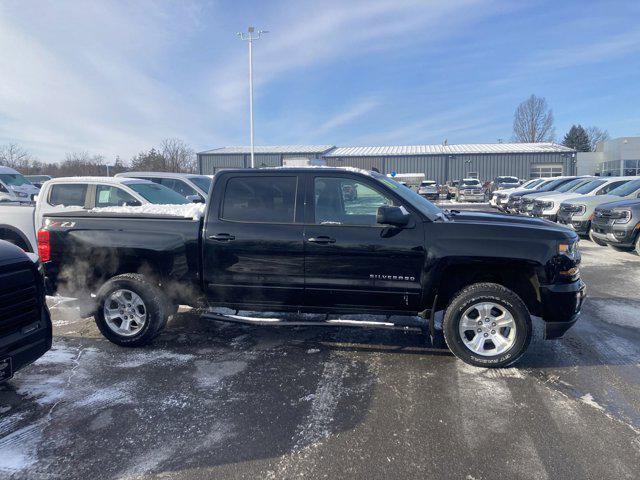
[237, 26, 268, 169]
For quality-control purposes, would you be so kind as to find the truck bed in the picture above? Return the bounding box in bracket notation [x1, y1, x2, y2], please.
[43, 212, 202, 302]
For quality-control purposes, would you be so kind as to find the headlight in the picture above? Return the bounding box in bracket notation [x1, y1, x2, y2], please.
[558, 240, 579, 257]
[613, 210, 632, 224]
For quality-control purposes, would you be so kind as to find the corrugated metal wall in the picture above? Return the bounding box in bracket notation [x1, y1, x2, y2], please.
[199, 152, 575, 181]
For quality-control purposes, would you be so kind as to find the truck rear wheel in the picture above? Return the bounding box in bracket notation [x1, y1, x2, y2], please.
[442, 283, 532, 368]
[95, 273, 168, 347]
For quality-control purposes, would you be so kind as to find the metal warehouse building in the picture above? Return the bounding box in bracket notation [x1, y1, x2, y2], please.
[198, 143, 577, 183]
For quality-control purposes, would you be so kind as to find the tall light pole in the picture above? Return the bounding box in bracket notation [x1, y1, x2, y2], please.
[237, 26, 268, 168]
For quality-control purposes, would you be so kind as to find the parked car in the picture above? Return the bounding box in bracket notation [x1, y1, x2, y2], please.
[455, 178, 485, 202]
[40, 167, 585, 368]
[532, 177, 632, 222]
[490, 176, 521, 192]
[558, 178, 640, 240]
[490, 178, 546, 210]
[518, 177, 592, 216]
[0, 240, 52, 382]
[444, 180, 459, 200]
[418, 180, 439, 201]
[115, 172, 212, 202]
[0, 176, 189, 252]
[0, 166, 40, 201]
[25, 175, 52, 189]
[506, 177, 576, 214]
[590, 199, 640, 253]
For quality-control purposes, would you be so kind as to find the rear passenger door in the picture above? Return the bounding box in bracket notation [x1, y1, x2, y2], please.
[203, 173, 305, 308]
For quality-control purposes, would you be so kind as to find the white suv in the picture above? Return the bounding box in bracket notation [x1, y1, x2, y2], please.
[115, 172, 212, 202]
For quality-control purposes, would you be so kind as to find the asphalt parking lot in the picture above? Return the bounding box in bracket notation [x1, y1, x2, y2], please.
[1, 212, 640, 479]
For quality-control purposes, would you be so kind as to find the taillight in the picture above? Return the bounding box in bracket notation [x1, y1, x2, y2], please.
[37, 230, 51, 262]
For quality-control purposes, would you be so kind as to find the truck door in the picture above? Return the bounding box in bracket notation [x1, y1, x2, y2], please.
[304, 173, 425, 312]
[203, 173, 305, 308]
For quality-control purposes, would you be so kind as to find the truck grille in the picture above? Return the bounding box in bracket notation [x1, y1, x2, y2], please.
[0, 264, 39, 336]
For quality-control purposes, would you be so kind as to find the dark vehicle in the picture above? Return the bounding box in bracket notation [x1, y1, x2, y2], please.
[25, 175, 52, 189]
[0, 240, 52, 382]
[507, 177, 576, 214]
[491, 176, 520, 192]
[591, 199, 640, 254]
[40, 168, 585, 368]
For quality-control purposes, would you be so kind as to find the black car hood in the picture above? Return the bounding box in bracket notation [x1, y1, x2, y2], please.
[0, 239, 30, 267]
[449, 210, 574, 235]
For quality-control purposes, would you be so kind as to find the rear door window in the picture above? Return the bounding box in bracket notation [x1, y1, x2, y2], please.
[48, 184, 88, 207]
[222, 176, 297, 223]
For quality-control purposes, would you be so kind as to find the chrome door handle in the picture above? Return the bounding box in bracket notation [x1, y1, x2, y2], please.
[308, 236, 336, 244]
[208, 233, 235, 242]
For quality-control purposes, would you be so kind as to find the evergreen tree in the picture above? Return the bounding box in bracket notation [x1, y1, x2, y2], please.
[562, 125, 590, 152]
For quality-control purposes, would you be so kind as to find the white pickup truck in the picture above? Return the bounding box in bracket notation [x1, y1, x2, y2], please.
[0, 176, 189, 252]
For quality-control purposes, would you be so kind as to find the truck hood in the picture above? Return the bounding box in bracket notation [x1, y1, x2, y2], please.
[546, 191, 587, 204]
[448, 210, 574, 238]
[595, 198, 640, 211]
[561, 194, 623, 208]
[521, 191, 565, 200]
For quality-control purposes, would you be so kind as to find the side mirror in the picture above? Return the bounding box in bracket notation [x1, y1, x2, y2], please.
[377, 205, 410, 227]
[186, 194, 204, 203]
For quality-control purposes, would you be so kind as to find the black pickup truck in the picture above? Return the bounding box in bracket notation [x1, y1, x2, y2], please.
[1, 240, 52, 381]
[39, 168, 585, 367]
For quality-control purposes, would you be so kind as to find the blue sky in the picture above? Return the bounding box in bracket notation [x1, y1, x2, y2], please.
[1, 0, 639, 162]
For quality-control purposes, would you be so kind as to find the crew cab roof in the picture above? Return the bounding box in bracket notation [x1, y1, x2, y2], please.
[216, 166, 375, 176]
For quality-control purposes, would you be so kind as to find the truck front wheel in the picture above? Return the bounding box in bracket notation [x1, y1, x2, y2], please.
[442, 283, 532, 368]
[95, 273, 168, 347]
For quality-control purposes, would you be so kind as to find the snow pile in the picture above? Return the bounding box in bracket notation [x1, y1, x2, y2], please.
[91, 203, 206, 219]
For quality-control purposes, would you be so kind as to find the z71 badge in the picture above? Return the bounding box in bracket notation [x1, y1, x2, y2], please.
[370, 274, 415, 281]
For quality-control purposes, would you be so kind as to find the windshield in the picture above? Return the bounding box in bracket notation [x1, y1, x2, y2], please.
[460, 179, 481, 187]
[572, 179, 606, 194]
[523, 179, 544, 188]
[128, 183, 189, 204]
[189, 176, 212, 193]
[556, 178, 590, 193]
[0, 173, 32, 187]
[496, 177, 518, 183]
[536, 178, 572, 192]
[373, 173, 442, 218]
[609, 179, 640, 197]
[420, 181, 436, 186]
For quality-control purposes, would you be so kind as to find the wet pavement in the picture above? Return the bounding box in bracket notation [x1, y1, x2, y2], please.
[1, 235, 639, 479]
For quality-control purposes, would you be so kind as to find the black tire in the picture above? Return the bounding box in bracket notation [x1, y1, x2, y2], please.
[94, 273, 168, 347]
[635, 235, 640, 256]
[588, 229, 607, 246]
[442, 283, 532, 368]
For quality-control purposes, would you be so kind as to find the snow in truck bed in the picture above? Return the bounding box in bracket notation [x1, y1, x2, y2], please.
[91, 203, 206, 220]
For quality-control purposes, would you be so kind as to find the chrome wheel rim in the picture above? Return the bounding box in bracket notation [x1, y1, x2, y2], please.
[103, 289, 147, 337]
[458, 302, 516, 357]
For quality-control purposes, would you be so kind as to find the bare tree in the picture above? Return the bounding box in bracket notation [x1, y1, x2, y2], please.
[512, 95, 555, 143]
[161, 138, 196, 173]
[585, 126, 609, 152]
[0, 143, 32, 169]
